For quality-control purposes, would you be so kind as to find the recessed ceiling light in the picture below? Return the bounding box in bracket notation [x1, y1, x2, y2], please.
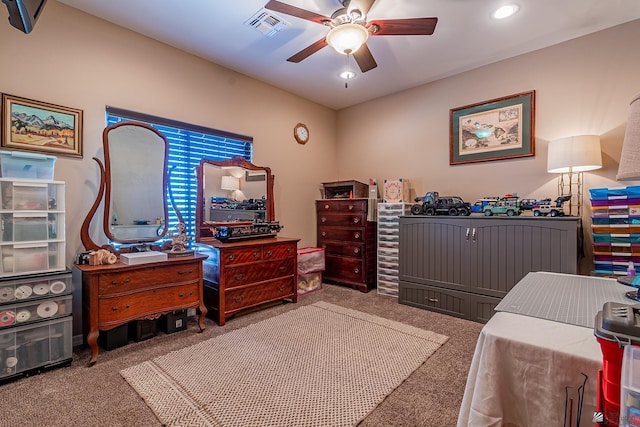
[492, 4, 519, 20]
[339, 71, 355, 80]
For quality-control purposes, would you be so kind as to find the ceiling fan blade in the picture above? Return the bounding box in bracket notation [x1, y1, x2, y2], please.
[348, 0, 377, 16]
[264, 0, 330, 25]
[353, 43, 377, 73]
[287, 38, 329, 63]
[368, 17, 438, 36]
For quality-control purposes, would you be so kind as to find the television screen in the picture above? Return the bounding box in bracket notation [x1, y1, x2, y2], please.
[2, 0, 48, 34]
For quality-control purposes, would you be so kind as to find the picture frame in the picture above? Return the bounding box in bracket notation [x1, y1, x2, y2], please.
[450, 90, 535, 165]
[2, 93, 83, 157]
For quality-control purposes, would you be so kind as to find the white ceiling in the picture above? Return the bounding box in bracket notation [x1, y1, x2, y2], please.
[56, 0, 640, 110]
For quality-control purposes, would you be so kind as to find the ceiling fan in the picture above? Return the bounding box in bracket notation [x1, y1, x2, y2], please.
[264, 0, 438, 73]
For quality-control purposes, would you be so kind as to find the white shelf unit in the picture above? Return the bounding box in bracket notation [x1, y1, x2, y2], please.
[377, 202, 411, 297]
[0, 179, 66, 278]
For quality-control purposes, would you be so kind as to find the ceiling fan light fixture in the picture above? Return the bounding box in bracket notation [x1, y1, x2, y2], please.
[339, 70, 355, 80]
[326, 23, 369, 55]
[492, 4, 519, 20]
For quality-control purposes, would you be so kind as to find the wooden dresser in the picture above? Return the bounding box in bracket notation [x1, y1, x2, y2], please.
[200, 237, 299, 325]
[316, 198, 377, 292]
[76, 254, 207, 365]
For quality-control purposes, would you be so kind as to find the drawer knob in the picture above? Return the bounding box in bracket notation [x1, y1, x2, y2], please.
[321, 244, 327, 249]
[234, 295, 243, 303]
[353, 268, 360, 274]
[279, 266, 286, 272]
[254, 251, 260, 258]
[348, 205, 354, 210]
[179, 293, 184, 297]
[353, 248, 360, 254]
[427, 298, 439, 303]
[178, 270, 193, 275]
[266, 250, 272, 257]
[278, 285, 285, 292]
[321, 217, 326, 223]
[228, 255, 235, 261]
[324, 204, 329, 209]
[353, 217, 360, 224]
[287, 248, 292, 253]
[234, 274, 244, 281]
[111, 280, 118, 285]
[321, 231, 326, 237]
[354, 232, 360, 239]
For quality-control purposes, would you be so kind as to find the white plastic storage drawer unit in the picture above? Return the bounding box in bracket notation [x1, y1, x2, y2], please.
[0, 179, 65, 278]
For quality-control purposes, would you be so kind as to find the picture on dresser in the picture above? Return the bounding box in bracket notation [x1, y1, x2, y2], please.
[1, 94, 83, 158]
[450, 90, 535, 165]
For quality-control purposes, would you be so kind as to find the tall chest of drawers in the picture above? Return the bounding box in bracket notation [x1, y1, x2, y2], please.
[316, 198, 377, 292]
[201, 237, 299, 326]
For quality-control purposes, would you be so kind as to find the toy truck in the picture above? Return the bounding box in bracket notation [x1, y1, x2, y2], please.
[411, 191, 471, 216]
[532, 195, 572, 217]
[483, 195, 521, 216]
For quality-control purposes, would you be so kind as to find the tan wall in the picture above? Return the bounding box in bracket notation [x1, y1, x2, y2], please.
[0, 1, 338, 262]
[1, 3, 639, 276]
[337, 20, 640, 273]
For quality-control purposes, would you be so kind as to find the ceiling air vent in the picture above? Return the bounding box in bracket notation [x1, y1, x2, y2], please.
[245, 9, 288, 37]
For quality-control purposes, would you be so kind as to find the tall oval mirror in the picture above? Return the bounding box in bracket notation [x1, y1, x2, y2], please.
[103, 122, 169, 244]
[195, 157, 274, 243]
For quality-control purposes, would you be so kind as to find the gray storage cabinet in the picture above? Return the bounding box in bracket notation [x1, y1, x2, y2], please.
[398, 216, 579, 323]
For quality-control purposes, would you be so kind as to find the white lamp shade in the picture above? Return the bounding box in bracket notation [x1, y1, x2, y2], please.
[617, 93, 640, 181]
[547, 135, 602, 173]
[326, 23, 369, 55]
[220, 175, 239, 191]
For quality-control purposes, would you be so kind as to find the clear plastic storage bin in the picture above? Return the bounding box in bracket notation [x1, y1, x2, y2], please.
[0, 151, 56, 180]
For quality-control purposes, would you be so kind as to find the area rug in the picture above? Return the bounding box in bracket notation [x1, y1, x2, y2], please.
[120, 301, 448, 427]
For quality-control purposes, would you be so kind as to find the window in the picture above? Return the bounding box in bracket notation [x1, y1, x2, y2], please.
[106, 107, 253, 237]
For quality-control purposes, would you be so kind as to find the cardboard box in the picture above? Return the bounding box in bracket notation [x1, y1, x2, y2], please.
[383, 179, 410, 203]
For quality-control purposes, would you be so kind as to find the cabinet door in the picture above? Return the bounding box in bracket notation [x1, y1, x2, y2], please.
[399, 217, 470, 292]
[469, 218, 578, 298]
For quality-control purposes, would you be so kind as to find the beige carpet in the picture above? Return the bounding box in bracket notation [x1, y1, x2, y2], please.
[121, 301, 448, 427]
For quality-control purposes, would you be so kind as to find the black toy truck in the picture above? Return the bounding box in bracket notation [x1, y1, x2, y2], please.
[411, 191, 471, 216]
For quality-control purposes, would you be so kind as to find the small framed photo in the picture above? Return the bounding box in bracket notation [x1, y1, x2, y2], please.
[2, 93, 83, 157]
[450, 91, 535, 165]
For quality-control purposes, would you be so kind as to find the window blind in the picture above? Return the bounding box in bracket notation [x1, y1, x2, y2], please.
[105, 107, 253, 237]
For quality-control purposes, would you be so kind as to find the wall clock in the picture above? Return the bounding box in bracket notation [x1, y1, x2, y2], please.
[294, 123, 309, 144]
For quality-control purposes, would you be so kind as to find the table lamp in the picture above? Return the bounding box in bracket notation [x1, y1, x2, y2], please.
[221, 175, 240, 200]
[616, 93, 640, 181]
[547, 135, 602, 216]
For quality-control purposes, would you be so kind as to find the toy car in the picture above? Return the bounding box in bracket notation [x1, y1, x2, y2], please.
[483, 195, 521, 216]
[520, 198, 538, 211]
[532, 195, 571, 217]
[470, 197, 500, 213]
[411, 191, 471, 216]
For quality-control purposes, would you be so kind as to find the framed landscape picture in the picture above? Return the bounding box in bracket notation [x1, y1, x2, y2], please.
[450, 91, 535, 165]
[2, 94, 83, 157]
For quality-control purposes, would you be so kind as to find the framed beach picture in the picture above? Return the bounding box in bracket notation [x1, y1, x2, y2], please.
[2, 94, 83, 157]
[450, 91, 535, 165]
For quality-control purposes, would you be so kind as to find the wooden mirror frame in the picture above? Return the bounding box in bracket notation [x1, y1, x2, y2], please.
[195, 157, 275, 243]
[81, 121, 170, 252]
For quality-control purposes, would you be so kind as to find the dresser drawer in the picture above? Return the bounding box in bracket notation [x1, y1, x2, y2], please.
[98, 283, 199, 324]
[325, 255, 365, 283]
[318, 226, 365, 243]
[317, 213, 366, 227]
[317, 199, 367, 213]
[224, 277, 294, 311]
[220, 247, 263, 266]
[98, 263, 200, 295]
[319, 241, 364, 258]
[399, 282, 469, 319]
[225, 258, 294, 288]
[262, 242, 296, 260]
